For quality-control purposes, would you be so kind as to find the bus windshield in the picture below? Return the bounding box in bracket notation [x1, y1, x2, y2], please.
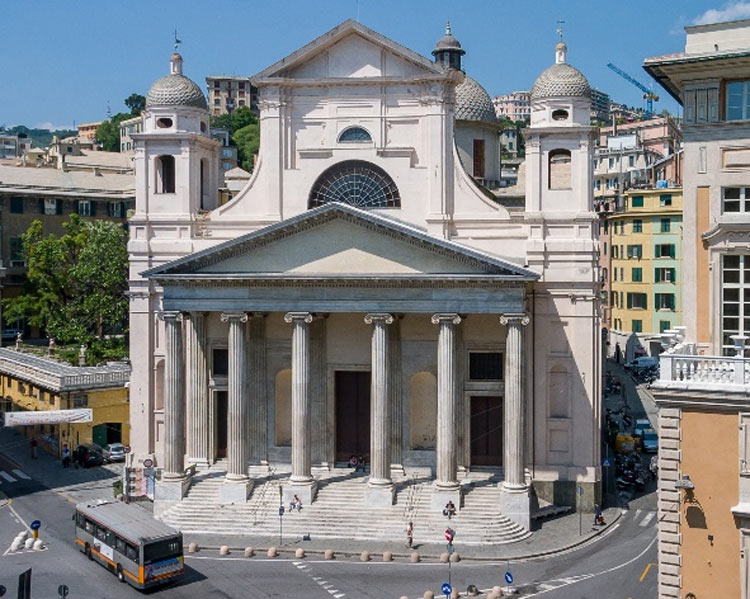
[143, 537, 182, 565]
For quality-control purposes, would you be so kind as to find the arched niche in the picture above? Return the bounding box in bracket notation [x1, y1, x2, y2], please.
[409, 372, 437, 449]
[275, 369, 292, 446]
[548, 148, 572, 190]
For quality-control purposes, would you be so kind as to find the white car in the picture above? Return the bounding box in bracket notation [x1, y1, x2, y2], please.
[102, 443, 128, 462]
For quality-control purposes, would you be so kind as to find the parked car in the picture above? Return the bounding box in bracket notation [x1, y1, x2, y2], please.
[633, 418, 652, 438]
[1, 328, 23, 341]
[75, 444, 104, 468]
[102, 443, 128, 462]
[625, 356, 659, 370]
[642, 429, 659, 453]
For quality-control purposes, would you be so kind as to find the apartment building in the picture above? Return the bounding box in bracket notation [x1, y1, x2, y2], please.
[590, 88, 611, 123]
[0, 133, 33, 159]
[205, 75, 258, 116]
[644, 18, 750, 599]
[594, 133, 663, 200]
[492, 90, 530, 122]
[609, 188, 682, 361]
[77, 121, 103, 143]
[119, 115, 143, 153]
[598, 116, 682, 158]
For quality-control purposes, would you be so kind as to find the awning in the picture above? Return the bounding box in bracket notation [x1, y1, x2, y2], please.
[4, 409, 93, 426]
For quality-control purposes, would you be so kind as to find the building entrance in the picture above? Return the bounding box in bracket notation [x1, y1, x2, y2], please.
[335, 370, 371, 462]
[215, 391, 227, 459]
[470, 395, 503, 466]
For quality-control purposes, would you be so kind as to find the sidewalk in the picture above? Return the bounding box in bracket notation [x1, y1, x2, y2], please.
[0, 427, 122, 505]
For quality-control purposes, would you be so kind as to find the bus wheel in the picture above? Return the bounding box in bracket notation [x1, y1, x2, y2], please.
[116, 564, 125, 583]
[85, 543, 92, 560]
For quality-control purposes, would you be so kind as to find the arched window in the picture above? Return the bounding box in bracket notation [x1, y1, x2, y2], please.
[156, 155, 175, 194]
[308, 160, 400, 209]
[338, 127, 372, 143]
[548, 149, 572, 190]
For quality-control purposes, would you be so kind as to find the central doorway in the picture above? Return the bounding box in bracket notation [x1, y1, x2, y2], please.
[470, 395, 503, 466]
[335, 371, 371, 462]
[215, 391, 228, 459]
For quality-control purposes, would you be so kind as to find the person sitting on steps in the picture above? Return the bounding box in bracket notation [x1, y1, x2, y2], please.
[289, 494, 303, 512]
[443, 500, 456, 519]
[354, 455, 366, 473]
[347, 455, 358, 469]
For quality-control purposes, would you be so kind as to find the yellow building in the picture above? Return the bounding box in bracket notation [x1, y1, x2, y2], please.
[0, 348, 130, 456]
[609, 187, 682, 362]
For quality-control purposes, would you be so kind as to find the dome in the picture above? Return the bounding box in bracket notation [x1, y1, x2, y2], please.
[455, 76, 496, 123]
[530, 41, 591, 101]
[432, 22, 465, 54]
[146, 53, 208, 110]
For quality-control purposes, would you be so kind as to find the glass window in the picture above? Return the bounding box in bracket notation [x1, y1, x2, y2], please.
[722, 254, 750, 355]
[633, 220, 642, 233]
[628, 155, 635, 167]
[126, 543, 138, 562]
[660, 194, 672, 207]
[10, 197, 23, 213]
[143, 537, 182, 565]
[631, 196, 644, 208]
[212, 348, 228, 377]
[726, 80, 750, 121]
[655, 293, 675, 310]
[10, 238, 24, 264]
[338, 127, 372, 143]
[44, 198, 57, 215]
[469, 352, 503, 380]
[722, 187, 750, 213]
[632, 268, 642, 282]
[603, 242, 607, 255]
[608, 158, 615, 169]
[309, 160, 400, 209]
[656, 244, 676, 259]
[632, 320, 642, 333]
[660, 218, 671, 232]
[85, 519, 95, 535]
[627, 245, 642, 259]
[115, 536, 127, 554]
[627, 292, 647, 309]
[655, 267, 675, 283]
[77, 200, 91, 216]
[660, 320, 671, 333]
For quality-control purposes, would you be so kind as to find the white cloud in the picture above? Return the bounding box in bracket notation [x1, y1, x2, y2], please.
[33, 121, 75, 131]
[693, 2, 750, 25]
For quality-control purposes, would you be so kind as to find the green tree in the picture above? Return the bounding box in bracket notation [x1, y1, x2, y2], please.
[234, 122, 260, 171]
[95, 112, 130, 152]
[210, 105, 257, 134]
[125, 93, 146, 116]
[4, 216, 129, 358]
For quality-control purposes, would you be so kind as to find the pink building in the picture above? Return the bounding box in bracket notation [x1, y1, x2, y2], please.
[492, 90, 530, 122]
[598, 116, 681, 157]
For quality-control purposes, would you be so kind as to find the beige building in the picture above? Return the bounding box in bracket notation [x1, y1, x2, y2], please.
[119, 115, 143, 154]
[205, 75, 258, 116]
[77, 121, 104, 142]
[644, 17, 750, 599]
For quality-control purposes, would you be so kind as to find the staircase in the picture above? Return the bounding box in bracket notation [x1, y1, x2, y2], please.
[159, 467, 532, 545]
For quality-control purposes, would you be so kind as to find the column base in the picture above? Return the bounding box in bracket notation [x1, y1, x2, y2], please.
[154, 475, 191, 516]
[499, 484, 532, 531]
[311, 463, 332, 475]
[248, 464, 271, 476]
[186, 458, 211, 469]
[365, 481, 395, 506]
[430, 483, 462, 511]
[219, 478, 254, 504]
[283, 480, 318, 506]
[390, 464, 405, 477]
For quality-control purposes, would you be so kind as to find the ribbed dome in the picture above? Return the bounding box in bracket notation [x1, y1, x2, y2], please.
[432, 22, 465, 53]
[455, 76, 496, 123]
[146, 53, 208, 110]
[530, 42, 590, 101]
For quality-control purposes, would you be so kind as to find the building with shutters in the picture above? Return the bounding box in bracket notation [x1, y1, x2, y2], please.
[129, 21, 602, 534]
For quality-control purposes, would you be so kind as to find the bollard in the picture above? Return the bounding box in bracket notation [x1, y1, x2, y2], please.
[383, 551, 393, 562]
[244, 547, 254, 558]
[24, 538, 34, 550]
[439, 552, 449, 563]
[466, 584, 479, 596]
[295, 548, 305, 558]
[423, 591, 434, 599]
[10, 540, 21, 552]
[219, 545, 229, 556]
[33, 539, 44, 551]
[188, 542, 198, 553]
[324, 549, 335, 560]
[449, 552, 460, 563]
[450, 590, 459, 599]
[410, 552, 420, 563]
[487, 593, 499, 599]
[267, 547, 278, 558]
[360, 550, 370, 562]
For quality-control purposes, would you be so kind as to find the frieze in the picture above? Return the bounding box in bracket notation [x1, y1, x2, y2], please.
[155, 277, 526, 289]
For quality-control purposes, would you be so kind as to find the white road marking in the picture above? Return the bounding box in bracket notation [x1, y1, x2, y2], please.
[640, 512, 655, 527]
[0, 472, 16, 483]
[12, 470, 29, 480]
[634, 509, 642, 520]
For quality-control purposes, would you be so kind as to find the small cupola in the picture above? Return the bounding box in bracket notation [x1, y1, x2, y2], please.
[432, 22, 465, 70]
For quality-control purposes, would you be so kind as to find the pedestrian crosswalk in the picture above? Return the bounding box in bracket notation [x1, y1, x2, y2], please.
[633, 509, 656, 527]
[0, 469, 29, 483]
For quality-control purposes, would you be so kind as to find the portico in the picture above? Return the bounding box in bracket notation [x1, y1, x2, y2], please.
[147, 203, 537, 516]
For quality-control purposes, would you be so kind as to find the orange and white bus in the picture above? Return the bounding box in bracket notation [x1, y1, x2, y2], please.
[74, 501, 184, 589]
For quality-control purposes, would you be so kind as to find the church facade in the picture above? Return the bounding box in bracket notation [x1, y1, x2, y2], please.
[128, 20, 602, 529]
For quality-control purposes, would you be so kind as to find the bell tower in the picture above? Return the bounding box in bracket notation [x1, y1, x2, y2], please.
[432, 22, 465, 70]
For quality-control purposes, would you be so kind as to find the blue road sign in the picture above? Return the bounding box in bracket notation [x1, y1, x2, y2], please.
[504, 571, 513, 584]
[442, 583, 452, 595]
[577, 486, 584, 496]
[29, 520, 41, 531]
[602, 458, 611, 467]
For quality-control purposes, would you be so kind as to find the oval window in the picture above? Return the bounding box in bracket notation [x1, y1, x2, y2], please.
[552, 109, 568, 121]
[157, 118, 173, 129]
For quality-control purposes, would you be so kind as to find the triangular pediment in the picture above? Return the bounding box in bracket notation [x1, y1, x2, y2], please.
[144, 204, 537, 282]
[251, 20, 443, 81]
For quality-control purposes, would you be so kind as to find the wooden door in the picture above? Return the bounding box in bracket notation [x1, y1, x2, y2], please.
[335, 371, 371, 462]
[470, 396, 503, 466]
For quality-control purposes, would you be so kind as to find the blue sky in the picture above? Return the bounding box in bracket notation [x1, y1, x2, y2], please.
[0, 1, 740, 130]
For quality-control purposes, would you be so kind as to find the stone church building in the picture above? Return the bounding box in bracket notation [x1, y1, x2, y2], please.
[128, 20, 601, 530]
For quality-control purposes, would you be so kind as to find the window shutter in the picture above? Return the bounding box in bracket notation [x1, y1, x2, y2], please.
[39, 198, 45, 214]
[627, 293, 632, 309]
[90, 201, 96, 217]
[671, 268, 676, 282]
[643, 294, 647, 310]
[670, 245, 675, 259]
[106, 202, 112, 217]
[56, 199, 63, 215]
[74, 200, 79, 214]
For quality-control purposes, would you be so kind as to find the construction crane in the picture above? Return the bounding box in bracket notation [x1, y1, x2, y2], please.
[607, 63, 659, 119]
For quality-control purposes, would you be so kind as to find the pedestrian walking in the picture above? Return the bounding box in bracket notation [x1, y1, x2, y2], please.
[62, 444, 71, 468]
[30, 437, 38, 459]
[405, 521, 414, 548]
[594, 503, 605, 526]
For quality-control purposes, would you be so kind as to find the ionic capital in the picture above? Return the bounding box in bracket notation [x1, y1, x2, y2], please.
[284, 311, 314, 324]
[221, 311, 249, 323]
[159, 311, 183, 323]
[364, 313, 394, 325]
[499, 313, 530, 326]
[431, 313, 462, 326]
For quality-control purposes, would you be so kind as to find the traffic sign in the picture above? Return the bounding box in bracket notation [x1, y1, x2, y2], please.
[441, 583, 452, 595]
[30, 520, 41, 531]
[278, 505, 285, 516]
[446, 543, 455, 554]
[602, 458, 611, 467]
[123, 446, 131, 454]
[0, 584, 6, 597]
[58, 584, 69, 599]
[445, 527, 455, 543]
[143, 458, 153, 468]
[504, 571, 513, 584]
[577, 486, 584, 496]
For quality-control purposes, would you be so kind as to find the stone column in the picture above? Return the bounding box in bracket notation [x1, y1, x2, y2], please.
[430, 313, 462, 509]
[154, 312, 189, 506]
[248, 315, 268, 472]
[389, 317, 404, 475]
[185, 312, 209, 467]
[283, 312, 317, 504]
[498, 313, 532, 530]
[364, 313, 395, 506]
[219, 312, 253, 503]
